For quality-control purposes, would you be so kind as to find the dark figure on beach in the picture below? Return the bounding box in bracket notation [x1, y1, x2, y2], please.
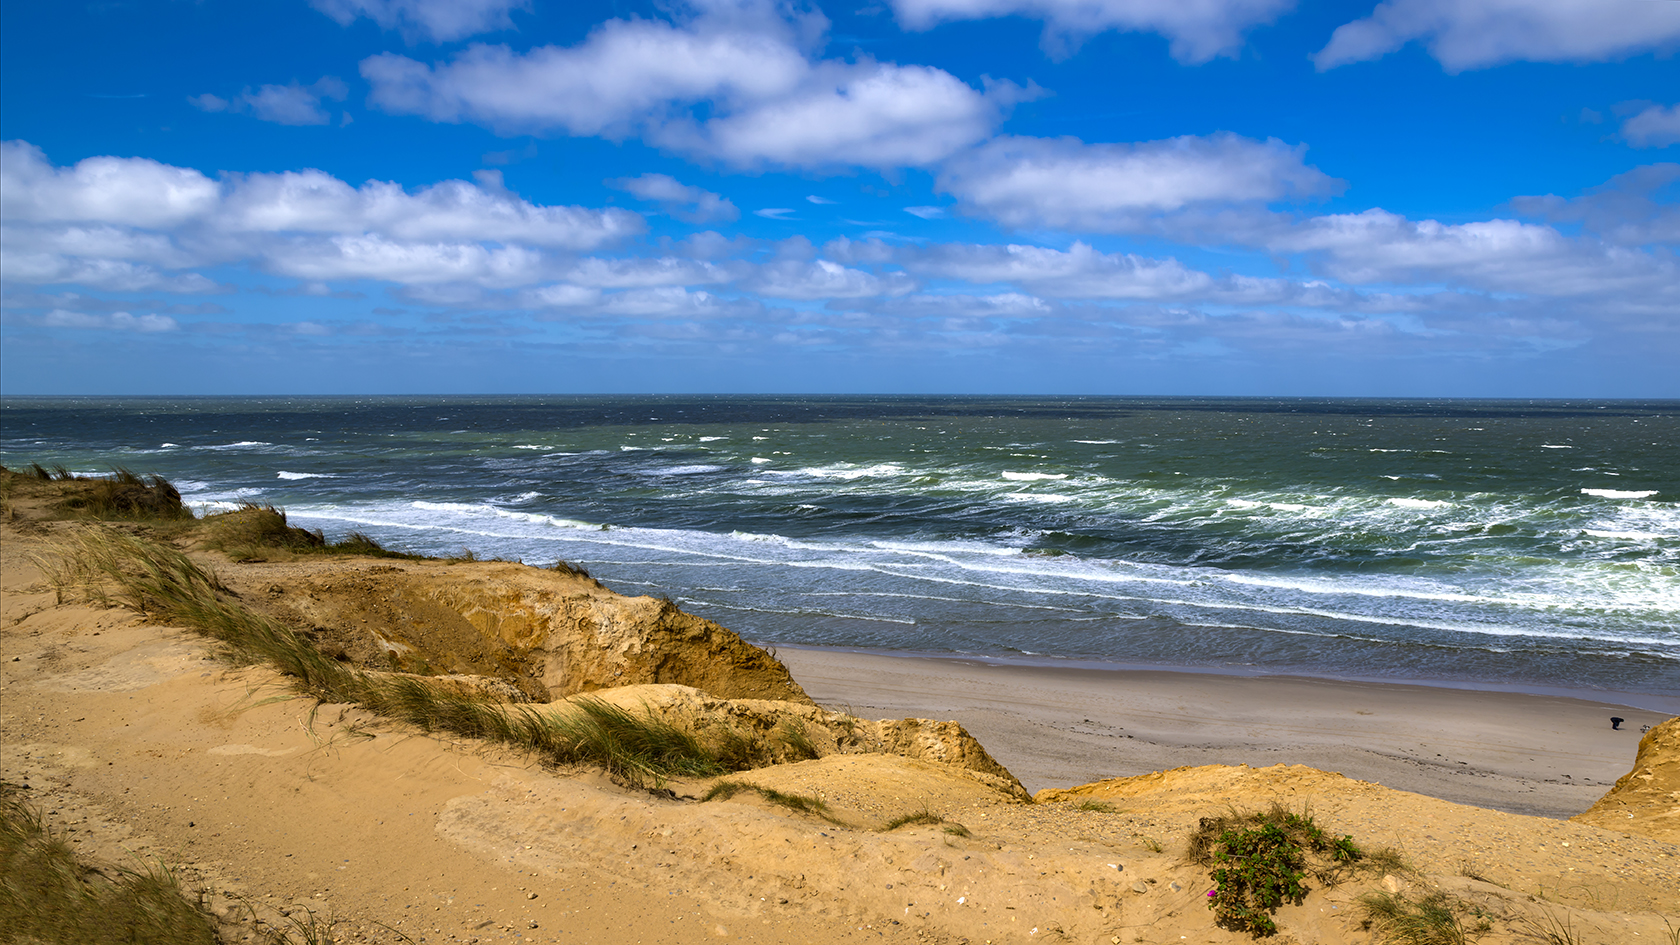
[1611, 717, 1624, 730]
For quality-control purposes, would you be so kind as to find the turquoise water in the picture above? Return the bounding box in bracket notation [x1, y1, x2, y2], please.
[5, 395, 1676, 702]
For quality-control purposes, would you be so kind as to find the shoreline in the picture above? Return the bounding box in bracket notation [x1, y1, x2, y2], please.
[776, 646, 1676, 818]
[767, 643, 1680, 714]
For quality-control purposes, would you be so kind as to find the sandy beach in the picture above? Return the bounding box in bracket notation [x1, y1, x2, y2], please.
[778, 648, 1678, 817]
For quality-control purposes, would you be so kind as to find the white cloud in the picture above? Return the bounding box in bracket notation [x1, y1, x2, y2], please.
[1, 141, 219, 227]
[754, 208, 796, 220]
[191, 77, 348, 126]
[1622, 103, 1680, 149]
[691, 61, 1010, 167]
[0, 253, 222, 293]
[216, 167, 641, 248]
[559, 256, 734, 288]
[522, 284, 603, 308]
[360, 4, 1017, 169]
[891, 0, 1294, 62]
[910, 241, 1215, 299]
[1274, 209, 1677, 301]
[746, 259, 915, 300]
[1315, 0, 1680, 72]
[310, 0, 529, 43]
[938, 134, 1339, 231]
[806, 195, 837, 204]
[905, 206, 945, 219]
[0, 141, 643, 293]
[40, 308, 180, 331]
[608, 173, 738, 223]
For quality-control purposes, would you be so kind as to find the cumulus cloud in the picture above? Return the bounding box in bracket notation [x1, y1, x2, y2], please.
[310, 0, 529, 43]
[39, 309, 179, 332]
[608, 174, 738, 223]
[1622, 103, 1680, 149]
[745, 259, 916, 300]
[190, 77, 348, 126]
[909, 241, 1215, 299]
[360, 2, 1021, 168]
[938, 133, 1339, 231]
[1314, 0, 1680, 72]
[1273, 209, 1678, 304]
[0, 141, 642, 291]
[891, 0, 1294, 62]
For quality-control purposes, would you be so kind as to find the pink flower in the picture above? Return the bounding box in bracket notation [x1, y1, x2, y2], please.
[1207, 890, 1217, 897]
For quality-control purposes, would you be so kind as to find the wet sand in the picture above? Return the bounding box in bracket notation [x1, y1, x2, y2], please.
[777, 647, 1677, 818]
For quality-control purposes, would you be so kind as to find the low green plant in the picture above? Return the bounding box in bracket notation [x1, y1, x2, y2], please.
[1074, 799, 1118, 813]
[0, 785, 219, 944]
[1359, 889, 1487, 945]
[1188, 804, 1363, 939]
[1139, 835, 1165, 853]
[942, 823, 972, 838]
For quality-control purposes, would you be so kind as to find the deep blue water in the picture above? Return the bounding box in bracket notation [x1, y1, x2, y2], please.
[4, 395, 1676, 702]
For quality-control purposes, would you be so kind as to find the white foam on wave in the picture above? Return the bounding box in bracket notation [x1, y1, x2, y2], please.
[1540, 444, 1574, 449]
[699, 436, 727, 442]
[1002, 471, 1068, 481]
[513, 444, 551, 450]
[644, 464, 724, 476]
[203, 441, 272, 450]
[1005, 492, 1075, 503]
[1072, 439, 1120, 445]
[1582, 488, 1658, 499]
[751, 457, 772, 464]
[1585, 529, 1663, 541]
[797, 463, 906, 481]
[1388, 497, 1451, 509]
[277, 471, 336, 480]
[160, 443, 178, 448]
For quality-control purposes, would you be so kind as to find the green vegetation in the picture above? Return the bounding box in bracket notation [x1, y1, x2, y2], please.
[1073, 799, 1118, 813]
[8, 465, 195, 522]
[201, 503, 412, 561]
[1359, 889, 1490, 945]
[44, 527, 723, 788]
[882, 809, 944, 831]
[776, 718, 820, 761]
[0, 785, 219, 945]
[1188, 805, 1363, 939]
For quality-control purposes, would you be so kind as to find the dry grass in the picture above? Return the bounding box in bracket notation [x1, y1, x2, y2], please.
[1358, 889, 1490, 945]
[201, 503, 413, 562]
[43, 527, 723, 788]
[3, 465, 195, 522]
[0, 785, 219, 945]
[701, 781, 842, 823]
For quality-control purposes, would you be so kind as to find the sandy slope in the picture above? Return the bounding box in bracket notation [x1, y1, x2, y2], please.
[3, 513, 1676, 944]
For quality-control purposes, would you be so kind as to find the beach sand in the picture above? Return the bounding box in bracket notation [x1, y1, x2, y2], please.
[779, 648, 1676, 818]
[4, 498, 1675, 943]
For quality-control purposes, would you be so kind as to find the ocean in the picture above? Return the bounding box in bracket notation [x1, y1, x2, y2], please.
[4, 395, 1676, 707]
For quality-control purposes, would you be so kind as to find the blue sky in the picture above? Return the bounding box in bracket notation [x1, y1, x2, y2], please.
[1, 0, 1676, 396]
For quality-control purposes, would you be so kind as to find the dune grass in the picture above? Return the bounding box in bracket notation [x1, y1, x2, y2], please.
[4, 465, 196, 522]
[45, 527, 722, 788]
[201, 503, 413, 562]
[1359, 889, 1490, 945]
[0, 785, 219, 945]
[701, 781, 842, 822]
